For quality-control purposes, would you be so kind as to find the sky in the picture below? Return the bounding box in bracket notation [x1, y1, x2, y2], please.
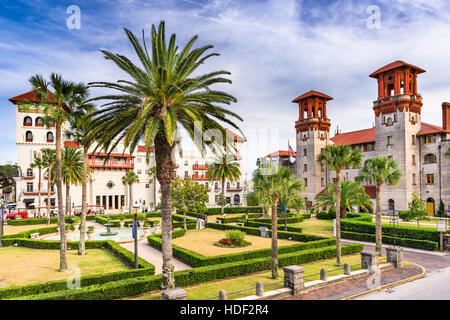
[1, 0, 450, 175]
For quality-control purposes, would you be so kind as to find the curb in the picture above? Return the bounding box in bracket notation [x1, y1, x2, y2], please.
[342, 263, 426, 300]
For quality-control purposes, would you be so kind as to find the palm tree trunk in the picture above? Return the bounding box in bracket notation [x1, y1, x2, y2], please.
[221, 178, 225, 215]
[37, 167, 41, 218]
[78, 148, 88, 255]
[271, 201, 279, 279]
[183, 211, 187, 230]
[65, 183, 70, 217]
[153, 174, 157, 210]
[46, 165, 52, 225]
[335, 171, 342, 266]
[129, 183, 133, 214]
[375, 184, 382, 254]
[154, 135, 175, 290]
[55, 124, 67, 272]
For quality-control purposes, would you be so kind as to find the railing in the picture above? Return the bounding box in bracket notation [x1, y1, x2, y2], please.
[23, 190, 55, 195]
[192, 174, 209, 181]
[193, 164, 209, 170]
[227, 188, 242, 192]
[90, 162, 134, 169]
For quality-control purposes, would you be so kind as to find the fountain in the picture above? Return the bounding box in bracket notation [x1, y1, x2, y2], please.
[100, 218, 119, 236]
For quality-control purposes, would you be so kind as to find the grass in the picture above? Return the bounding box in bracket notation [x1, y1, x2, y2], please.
[0, 247, 130, 288]
[171, 228, 296, 256]
[289, 218, 334, 237]
[1, 224, 57, 235]
[127, 253, 388, 300]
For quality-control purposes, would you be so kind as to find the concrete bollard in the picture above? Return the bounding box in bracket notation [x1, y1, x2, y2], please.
[256, 281, 264, 297]
[283, 265, 305, 295]
[360, 251, 379, 274]
[219, 289, 227, 300]
[320, 268, 327, 281]
[344, 263, 351, 275]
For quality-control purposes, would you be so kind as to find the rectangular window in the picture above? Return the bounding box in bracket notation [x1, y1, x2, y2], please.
[412, 135, 415, 145]
[321, 163, 325, 172]
[426, 174, 434, 185]
[412, 173, 416, 185]
[137, 158, 142, 163]
[412, 155, 416, 165]
[321, 178, 325, 187]
[96, 196, 100, 205]
[304, 178, 307, 187]
[304, 164, 307, 172]
[27, 182, 33, 192]
[145, 184, 149, 189]
[184, 171, 188, 179]
[137, 169, 142, 174]
[387, 136, 393, 146]
[303, 148, 307, 157]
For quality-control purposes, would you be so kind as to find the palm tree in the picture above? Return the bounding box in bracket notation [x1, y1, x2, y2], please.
[87, 21, 242, 289]
[65, 106, 96, 255]
[317, 145, 362, 266]
[41, 148, 56, 225]
[253, 165, 303, 279]
[29, 74, 88, 272]
[31, 157, 45, 218]
[148, 166, 157, 211]
[61, 147, 84, 219]
[357, 156, 401, 254]
[122, 171, 140, 215]
[313, 180, 373, 217]
[206, 153, 241, 215]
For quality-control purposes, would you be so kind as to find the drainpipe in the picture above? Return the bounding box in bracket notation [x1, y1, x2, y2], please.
[419, 138, 422, 200]
[439, 144, 442, 204]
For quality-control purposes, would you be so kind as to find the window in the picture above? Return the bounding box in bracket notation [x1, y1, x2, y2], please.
[321, 178, 325, 187]
[303, 178, 307, 187]
[23, 116, 32, 126]
[424, 135, 436, 144]
[137, 169, 142, 174]
[303, 164, 307, 172]
[386, 117, 393, 126]
[412, 135, 416, 145]
[387, 136, 393, 146]
[184, 161, 188, 166]
[321, 163, 325, 172]
[195, 171, 199, 177]
[303, 149, 307, 157]
[205, 182, 209, 190]
[26, 168, 33, 177]
[426, 174, 434, 185]
[184, 171, 188, 179]
[35, 117, 44, 127]
[227, 182, 230, 189]
[412, 155, 416, 165]
[382, 116, 385, 125]
[394, 113, 397, 122]
[25, 131, 33, 142]
[236, 182, 240, 189]
[137, 158, 142, 163]
[412, 173, 416, 185]
[332, 178, 337, 184]
[424, 154, 437, 164]
[26, 182, 33, 192]
[145, 184, 149, 189]
[46, 132, 54, 142]
[215, 182, 218, 190]
[388, 155, 393, 160]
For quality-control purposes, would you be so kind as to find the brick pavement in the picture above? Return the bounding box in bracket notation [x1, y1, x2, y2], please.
[283, 264, 423, 300]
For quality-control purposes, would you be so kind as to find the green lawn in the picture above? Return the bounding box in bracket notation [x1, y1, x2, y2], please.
[127, 253, 385, 300]
[289, 218, 334, 237]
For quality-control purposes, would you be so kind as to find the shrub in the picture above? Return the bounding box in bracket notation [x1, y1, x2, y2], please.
[225, 230, 246, 245]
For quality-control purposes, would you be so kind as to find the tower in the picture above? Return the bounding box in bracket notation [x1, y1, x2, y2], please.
[370, 60, 425, 212]
[293, 90, 332, 203]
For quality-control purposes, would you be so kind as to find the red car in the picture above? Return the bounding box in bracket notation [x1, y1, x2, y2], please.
[6, 211, 28, 220]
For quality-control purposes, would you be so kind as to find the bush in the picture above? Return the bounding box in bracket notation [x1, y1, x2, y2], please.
[225, 230, 246, 245]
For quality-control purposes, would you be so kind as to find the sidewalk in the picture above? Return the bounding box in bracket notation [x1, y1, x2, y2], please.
[283, 264, 424, 300]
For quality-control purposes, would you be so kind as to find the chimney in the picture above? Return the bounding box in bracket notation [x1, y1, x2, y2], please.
[443, 102, 450, 132]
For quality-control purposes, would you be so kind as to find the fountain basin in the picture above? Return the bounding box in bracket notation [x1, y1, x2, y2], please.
[43, 227, 152, 243]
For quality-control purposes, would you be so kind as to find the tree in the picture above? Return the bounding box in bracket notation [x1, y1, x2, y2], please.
[357, 156, 401, 254]
[317, 145, 362, 266]
[61, 147, 84, 219]
[148, 166, 157, 211]
[41, 148, 56, 225]
[65, 106, 96, 255]
[122, 171, 140, 215]
[206, 153, 241, 215]
[28, 73, 88, 272]
[171, 178, 208, 229]
[252, 165, 303, 279]
[446, 146, 450, 158]
[0, 163, 17, 205]
[31, 157, 45, 217]
[87, 22, 242, 289]
[407, 192, 428, 227]
[313, 180, 373, 217]
[437, 199, 446, 217]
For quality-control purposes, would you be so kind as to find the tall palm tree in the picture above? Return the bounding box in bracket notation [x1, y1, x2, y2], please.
[253, 165, 303, 279]
[41, 148, 56, 225]
[122, 171, 140, 215]
[87, 21, 242, 289]
[313, 180, 373, 217]
[357, 156, 401, 254]
[61, 147, 84, 219]
[206, 153, 241, 215]
[29, 74, 88, 272]
[31, 157, 45, 218]
[65, 106, 96, 255]
[317, 145, 362, 266]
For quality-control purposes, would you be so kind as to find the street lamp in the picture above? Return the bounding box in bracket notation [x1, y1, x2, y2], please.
[133, 201, 140, 269]
[0, 197, 4, 248]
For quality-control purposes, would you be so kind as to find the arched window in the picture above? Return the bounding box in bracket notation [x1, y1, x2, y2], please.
[46, 132, 54, 142]
[205, 182, 209, 190]
[214, 182, 218, 190]
[35, 117, 44, 127]
[424, 154, 437, 164]
[234, 194, 240, 204]
[23, 116, 32, 126]
[26, 168, 33, 177]
[388, 199, 395, 212]
[25, 131, 33, 142]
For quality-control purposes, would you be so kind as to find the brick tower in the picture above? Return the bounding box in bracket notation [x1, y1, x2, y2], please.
[293, 90, 332, 203]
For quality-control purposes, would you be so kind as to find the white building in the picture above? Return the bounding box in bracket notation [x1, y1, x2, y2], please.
[9, 90, 246, 215]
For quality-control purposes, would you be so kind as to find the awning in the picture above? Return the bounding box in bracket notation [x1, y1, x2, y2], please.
[23, 199, 35, 204]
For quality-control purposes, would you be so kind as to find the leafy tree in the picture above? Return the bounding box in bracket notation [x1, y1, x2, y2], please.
[28, 73, 88, 272]
[41, 148, 56, 225]
[61, 147, 84, 218]
[252, 165, 303, 279]
[357, 156, 401, 254]
[405, 192, 428, 227]
[122, 171, 140, 215]
[87, 21, 242, 289]
[287, 194, 306, 214]
[437, 199, 446, 217]
[206, 153, 241, 215]
[313, 181, 373, 217]
[317, 145, 362, 266]
[31, 157, 45, 217]
[0, 164, 18, 204]
[171, 178, 208, 229]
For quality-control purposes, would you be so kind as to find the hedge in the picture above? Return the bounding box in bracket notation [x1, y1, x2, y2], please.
[7, 216, 81, 226]
[341, 231, 438, 251]
[17, 243, 363, 300]
[178, 206, 264, 215]
[244, 220, 303, 233]
[316, 212, 373, 222]
[214, 213, 264, 223]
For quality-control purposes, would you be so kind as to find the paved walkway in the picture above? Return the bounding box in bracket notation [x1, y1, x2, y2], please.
[283, 264, 423, 300]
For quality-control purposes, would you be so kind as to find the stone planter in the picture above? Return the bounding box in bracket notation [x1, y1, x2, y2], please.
[119, 220, 125, 228]
[138, 221, 144, 228]
[87, 231, 94, 241]
[143, 227, 151, 237]
[73, 223, 80, 231]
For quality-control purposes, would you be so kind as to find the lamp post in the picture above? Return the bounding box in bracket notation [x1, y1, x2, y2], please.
[133, 201, 140, 269]
[0, 198, 4, 248]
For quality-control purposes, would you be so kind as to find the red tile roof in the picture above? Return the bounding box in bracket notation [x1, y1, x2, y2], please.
[266, 150, 296, 158]
[64, 141, 79, 148]
[331, 127, 376, 146]
[137, 145, 155, 153]
[292, 90, 333, 103]
[369, 60, 425, 78]
[226, 128, 246, 142]
[416, 122, 447, 135]
[9, 89, 59, 104]
[363, 185, 376, 198]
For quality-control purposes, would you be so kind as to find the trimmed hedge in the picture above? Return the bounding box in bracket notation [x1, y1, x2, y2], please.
[7, 216, 80, 226]
[316, 212, 373, 222]
[215, 213, 264, 223]
[18, 243, 363, 300]
[244, 220, 303, 233]
[341, 231, 438, 251]
[178, 206, 264, 215]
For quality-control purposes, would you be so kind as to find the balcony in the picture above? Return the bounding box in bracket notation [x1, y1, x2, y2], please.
[35, 123, 44, 127]
[47, 139, 54, 143]
[193, 164, 209, 170]
[90, 161, 134, 170]
[25, 138, 33, 142]
[23, 190, 55, 195]
[23, 122, 32, 127]
[227, 188, 243, 192]
[192, 174, 209, 181]
[23, 175, 35, 180]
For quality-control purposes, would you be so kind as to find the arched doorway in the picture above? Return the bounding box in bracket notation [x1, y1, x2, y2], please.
[233, 194, 240, 205]
[427, 198, 435, 216]
[388, 199, 395, 213]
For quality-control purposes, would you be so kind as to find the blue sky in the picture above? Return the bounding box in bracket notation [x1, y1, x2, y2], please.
[1, 0, 450, 174]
